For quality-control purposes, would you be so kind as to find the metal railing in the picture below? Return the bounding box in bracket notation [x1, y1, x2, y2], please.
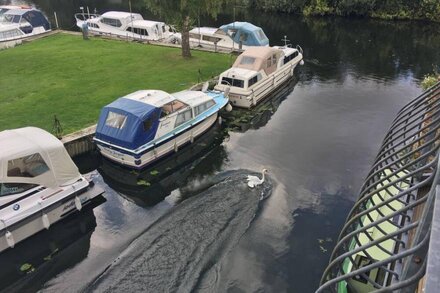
[317, 82, 440, 293]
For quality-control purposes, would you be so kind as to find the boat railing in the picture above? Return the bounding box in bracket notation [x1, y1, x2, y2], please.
[74, 13, 100, 22]
[317, 82, 440, 293]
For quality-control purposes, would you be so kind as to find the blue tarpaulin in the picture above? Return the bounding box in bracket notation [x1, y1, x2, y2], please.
[220, 22, 269, 46]
[95, 98, 162, 150]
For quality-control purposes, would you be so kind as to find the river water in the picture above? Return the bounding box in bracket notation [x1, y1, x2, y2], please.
[1, 0, 440, 292]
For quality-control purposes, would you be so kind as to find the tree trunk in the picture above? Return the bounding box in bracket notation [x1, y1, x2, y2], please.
[181, 15, 191, 58]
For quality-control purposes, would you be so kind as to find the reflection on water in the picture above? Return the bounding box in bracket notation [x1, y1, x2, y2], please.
[0, 198, 104, 293]
[224, 78, 297, 132]
[1, 0, 440, 292]
[98, 124, 228, 207]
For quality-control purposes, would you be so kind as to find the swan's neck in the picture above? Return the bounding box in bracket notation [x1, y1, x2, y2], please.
[261, 172, 265, 182]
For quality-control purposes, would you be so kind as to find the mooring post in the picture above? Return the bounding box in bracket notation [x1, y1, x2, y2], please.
[54, 11, 59, 29]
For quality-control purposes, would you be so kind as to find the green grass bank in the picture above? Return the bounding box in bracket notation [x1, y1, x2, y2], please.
[0, 33, 234, 134]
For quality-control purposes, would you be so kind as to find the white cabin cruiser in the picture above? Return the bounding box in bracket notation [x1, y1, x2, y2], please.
[0, 8, 51, 49]
[188, 22, 269, 51]
[75, 11, 176, 42]
[215, 46, 303, 108]
[94, 89, 229, 169]
[0, 127, 104, 253]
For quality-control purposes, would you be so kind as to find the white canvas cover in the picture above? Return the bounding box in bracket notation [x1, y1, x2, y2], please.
[0, 127, 81, 188]
[233, 47, 283, 75]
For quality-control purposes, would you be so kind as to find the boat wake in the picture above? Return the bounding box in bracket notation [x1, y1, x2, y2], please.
[88, 169, 272, 292]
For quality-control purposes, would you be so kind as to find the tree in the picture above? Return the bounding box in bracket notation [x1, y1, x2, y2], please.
[145, 0, 230, 58]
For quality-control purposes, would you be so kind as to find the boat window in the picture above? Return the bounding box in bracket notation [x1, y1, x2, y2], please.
[129, 27, 148, 36]
[162, 25, 166, 33]
[143, 119, 153, 131]
[2, 14, 20, 23]
[272, 54, 277, 65]
[88, 22, 99, 29]
[161, 100, 187, 116]
[194, 100, 215, 116]
[101, 17, 122, 27]
[8, 153, 50, 178]
[248, 74, 261, 87]
[239, 33, 248, 42]
[283, 51, 299, 65]
[105, 111, 127, 129]
[266, 57, 272, 68]
[175, 109, 193, 127]
[240, 56, 256, 65]
[143, 112, 158, 131]
[0, 182, 39, 197]
[221, 77, 244, 88]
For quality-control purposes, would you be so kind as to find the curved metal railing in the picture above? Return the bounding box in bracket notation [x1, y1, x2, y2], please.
[317, 82, 440, 293]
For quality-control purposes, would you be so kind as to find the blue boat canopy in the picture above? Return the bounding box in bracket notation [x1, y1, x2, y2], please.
[220, 22, 269, 47]
[95, 98, 162, 150]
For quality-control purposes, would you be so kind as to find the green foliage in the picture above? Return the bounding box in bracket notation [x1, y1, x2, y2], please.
[248, 0, 440, 22]
[421, 74, 439, 90]
[304, 0, 334, 16]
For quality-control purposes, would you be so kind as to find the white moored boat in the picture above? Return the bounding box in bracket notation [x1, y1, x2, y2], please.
[0, 8, 51, 49]
[214, 45, 303, 108]
[187, 22, 269, 52]
[94, 89, 229, 169]
[0, 127, 104, 253]
[75, 11, 176, 42]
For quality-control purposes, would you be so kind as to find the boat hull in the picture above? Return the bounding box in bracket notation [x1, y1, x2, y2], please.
[226, 62, 298, 109]
[96, 113, 219, 169]
[0, 182, 103, 253]
[0, 28, 51, 50]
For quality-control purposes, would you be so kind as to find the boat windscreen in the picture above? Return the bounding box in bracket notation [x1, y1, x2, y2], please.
[161, 100, 187, 116]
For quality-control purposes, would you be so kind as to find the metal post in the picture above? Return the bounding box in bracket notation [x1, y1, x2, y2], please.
[53, 11, 59, 29]
[87, 6, 90, 19]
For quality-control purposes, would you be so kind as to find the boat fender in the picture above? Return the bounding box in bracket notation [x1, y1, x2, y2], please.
[225, 103, 233, 112]
[300, 60, 305, 66]
[75, 196, 82, 211]
[218, 116, 222, 125]
[174, 141, 178, 153]
[5, 231, 15, 248]
[190, 131, 194, 143]
[42, 213, 50, 229]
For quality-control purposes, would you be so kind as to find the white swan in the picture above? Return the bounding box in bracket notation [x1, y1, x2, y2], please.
[247, 169, 268, 188]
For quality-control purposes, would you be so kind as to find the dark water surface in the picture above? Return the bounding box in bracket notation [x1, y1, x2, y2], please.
[1, 0, 440, 292]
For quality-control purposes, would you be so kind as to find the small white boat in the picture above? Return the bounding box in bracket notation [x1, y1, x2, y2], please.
[94, 89, 229, 169]
[187, 22, 269, 51]
[0, 127, 104, 253]
[0, 8, 51, 49]
[75, 11, 176, 42]
[214, 45, 303, 108]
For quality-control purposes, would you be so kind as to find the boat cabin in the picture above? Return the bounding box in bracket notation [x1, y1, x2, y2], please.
[0, 127, 81, 206]
[219, 22, 269, 47]
[95, 90, 217, 150]
[79, 11, 170, 40]
[218, 47, 300, 90]
[0, 9, 50, 32]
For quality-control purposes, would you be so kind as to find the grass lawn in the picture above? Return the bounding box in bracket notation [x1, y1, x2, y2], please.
[0, 33, 235, 134]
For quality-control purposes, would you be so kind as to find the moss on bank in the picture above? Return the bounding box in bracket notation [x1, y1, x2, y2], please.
[0, 33, 233, 134]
